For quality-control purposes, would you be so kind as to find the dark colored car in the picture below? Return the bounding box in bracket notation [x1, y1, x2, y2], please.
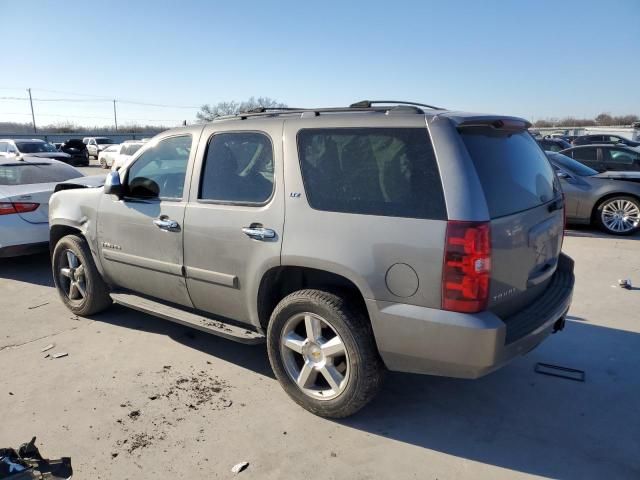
[572, 134, 640, 147]
[59, 139, 90, 166]
[537, 137, 571, 152]
[547, 151, 640, 235]
[559, 145, 640, 172]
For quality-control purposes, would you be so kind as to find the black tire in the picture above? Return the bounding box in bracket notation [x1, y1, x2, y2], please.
[267, 289, 384, 418]
[52, 234, 112, 316]
[594, 195, 640, 236]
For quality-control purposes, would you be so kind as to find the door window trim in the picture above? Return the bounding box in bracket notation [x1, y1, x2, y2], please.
[196, 130, 276, 207]
[122, 133, 193, 202]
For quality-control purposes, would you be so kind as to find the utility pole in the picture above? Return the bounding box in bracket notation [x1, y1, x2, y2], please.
[27, 88, 37, 133]
[113, 99, 118, 131]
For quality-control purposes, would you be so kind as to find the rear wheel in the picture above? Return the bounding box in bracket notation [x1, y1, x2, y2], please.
[267, 289, 384, 418]
[52, 235, 112, 315]
[595, 196, 640, 235]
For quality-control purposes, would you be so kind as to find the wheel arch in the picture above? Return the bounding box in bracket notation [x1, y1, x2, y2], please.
[50, 224, 84, 255]
[257, 265, 368, 331]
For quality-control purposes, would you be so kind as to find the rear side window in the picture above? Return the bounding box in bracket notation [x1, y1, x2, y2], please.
[460, 130, 558, 218]
[199, 132, 274, 204]
[573, 147, 597, 162]
[297, 128, 446, 220]
[0, 163, 82, 185]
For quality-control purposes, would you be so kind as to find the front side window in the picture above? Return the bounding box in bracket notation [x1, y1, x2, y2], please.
[199, 132, 274, 204]
[126, 135, 191, 199]
[608, 148, 638, 165]
[297, 128, 446, 219]
[96, 138, 115, 145]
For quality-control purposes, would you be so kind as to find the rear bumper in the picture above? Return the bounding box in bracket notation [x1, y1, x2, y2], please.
[367, 253, 575, 379]
[0, 217, 49, 258]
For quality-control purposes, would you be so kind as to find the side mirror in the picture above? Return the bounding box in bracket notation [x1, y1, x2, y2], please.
[104, 171, 123, 197]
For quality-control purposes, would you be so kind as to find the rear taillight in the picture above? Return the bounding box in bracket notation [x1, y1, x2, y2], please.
[0, 202, 39, 216]
[442, 221, 491, 313]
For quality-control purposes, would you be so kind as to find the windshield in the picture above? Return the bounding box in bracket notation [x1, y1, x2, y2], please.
[0, 163, 83, 185]
[548, 152, 598, 176]
[15, 142, 58, 153]
[96, 138, 116, 145]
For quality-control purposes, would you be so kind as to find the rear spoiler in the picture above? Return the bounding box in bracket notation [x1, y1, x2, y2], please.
[456, 117, 532, 132]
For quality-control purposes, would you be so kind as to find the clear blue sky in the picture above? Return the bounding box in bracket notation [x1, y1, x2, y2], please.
[2, 0, 639, 128]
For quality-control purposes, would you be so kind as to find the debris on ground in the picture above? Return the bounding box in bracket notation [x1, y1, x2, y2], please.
[231, 461, 249, 474]
[128, 410, 141, 420]
[0, 437, 72, 479]
[535, 362, 585, 382]
[40, 344, 55, 353]
[618, 279, 632, 289]
[52, 352, 68, 359]
[27, 302, 49, 310]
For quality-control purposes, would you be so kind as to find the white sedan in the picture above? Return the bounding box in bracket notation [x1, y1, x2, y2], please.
[97, 144, 120, 169]
[0, 157, 83, 258]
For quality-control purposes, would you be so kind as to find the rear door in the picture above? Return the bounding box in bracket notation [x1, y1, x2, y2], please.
[182, 122, 284, 325]
[460, 128, 564, 318]
[572, 146, 603, 171]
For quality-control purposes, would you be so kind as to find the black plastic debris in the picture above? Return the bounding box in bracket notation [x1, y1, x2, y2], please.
[535, 362, 585, 382]
[0, 437, 72, 479]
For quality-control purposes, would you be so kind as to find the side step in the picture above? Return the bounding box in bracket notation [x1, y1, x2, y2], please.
[110, 292, 265, 345]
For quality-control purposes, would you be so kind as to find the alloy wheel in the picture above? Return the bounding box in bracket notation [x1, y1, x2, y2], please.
[601, 199, 640, 233]
[58, 250, 87, 301]
[280, 312, 350, 400]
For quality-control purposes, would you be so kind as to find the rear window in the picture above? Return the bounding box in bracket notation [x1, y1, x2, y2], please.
[122, 144, 143, 156]
[0, 163, 83, 185]
[460, 130, 558, 218]
[297, 128, 446, 220]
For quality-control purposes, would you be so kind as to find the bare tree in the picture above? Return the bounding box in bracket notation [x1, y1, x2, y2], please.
[196, 96, 287, 122]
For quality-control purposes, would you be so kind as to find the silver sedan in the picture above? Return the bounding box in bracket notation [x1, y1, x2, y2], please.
[547, 151, 640, 235]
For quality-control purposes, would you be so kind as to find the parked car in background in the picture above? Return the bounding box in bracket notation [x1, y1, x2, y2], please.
[59, 139, 90, 166]
[572, 134, 640, 147]
[110, 141, 145, 171]
[49, 103, 574, 418]
[97, 145, 120, 169]
[559, 145, 640, 172]
[83, 137, 117, 158]
[0, 157, 83, 257]
[0, 139, 73, 163]
[537, 137, 571, 152]
[547, 151, 640, 235]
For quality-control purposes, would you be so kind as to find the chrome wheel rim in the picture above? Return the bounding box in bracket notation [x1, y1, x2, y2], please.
[602, 199, 640, 233]
[59, 250, 86, 301]
[280, 312, 350, 400]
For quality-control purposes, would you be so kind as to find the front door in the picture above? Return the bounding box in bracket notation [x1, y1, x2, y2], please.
[183, 123, 284, 326]
[97, 134, 196, 306]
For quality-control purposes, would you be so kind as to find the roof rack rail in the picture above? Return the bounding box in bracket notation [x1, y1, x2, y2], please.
[243, 107, 300, 114]
[349, 100, 444, 110]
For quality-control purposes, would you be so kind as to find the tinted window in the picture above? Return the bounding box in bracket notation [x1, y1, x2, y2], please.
[297, 128, 446, 219]
[15, 141, 57, 153]
[547, 152, 598, 176]
[200, 132, 274, 203]
[0, 142, 6, 153]
[461, 130, 558, 218]
[573, 147, 598, 162]
[0, 163, 83, 185]
[126, 136, 191, 199]
[608, 148, 639, 165]
[96, 138, 115, 145]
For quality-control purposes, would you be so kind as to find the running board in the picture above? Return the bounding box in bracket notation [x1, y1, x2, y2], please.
[110, 292, 265, 344]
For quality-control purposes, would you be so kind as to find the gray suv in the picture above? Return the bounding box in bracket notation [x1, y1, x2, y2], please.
[49, 101, 574, 418]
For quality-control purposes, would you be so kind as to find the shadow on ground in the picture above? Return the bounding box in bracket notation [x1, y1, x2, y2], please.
[341, 320, 640, 479]
[0, 252, 53, 287]
[565, 224, 640, 240]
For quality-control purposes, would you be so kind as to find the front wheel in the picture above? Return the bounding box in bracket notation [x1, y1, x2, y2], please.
[52, 235, 112, 316]
[595, 196, 640, 235]
[267, 289, 384, 418]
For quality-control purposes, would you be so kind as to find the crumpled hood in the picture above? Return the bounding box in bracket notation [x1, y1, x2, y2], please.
[54, 174, 106, 192]
[22, 152, 71, 160]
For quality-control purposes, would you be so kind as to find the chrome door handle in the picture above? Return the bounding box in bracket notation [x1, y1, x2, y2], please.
[242, 226, 276, 240]
[153, 216, 180, 232]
